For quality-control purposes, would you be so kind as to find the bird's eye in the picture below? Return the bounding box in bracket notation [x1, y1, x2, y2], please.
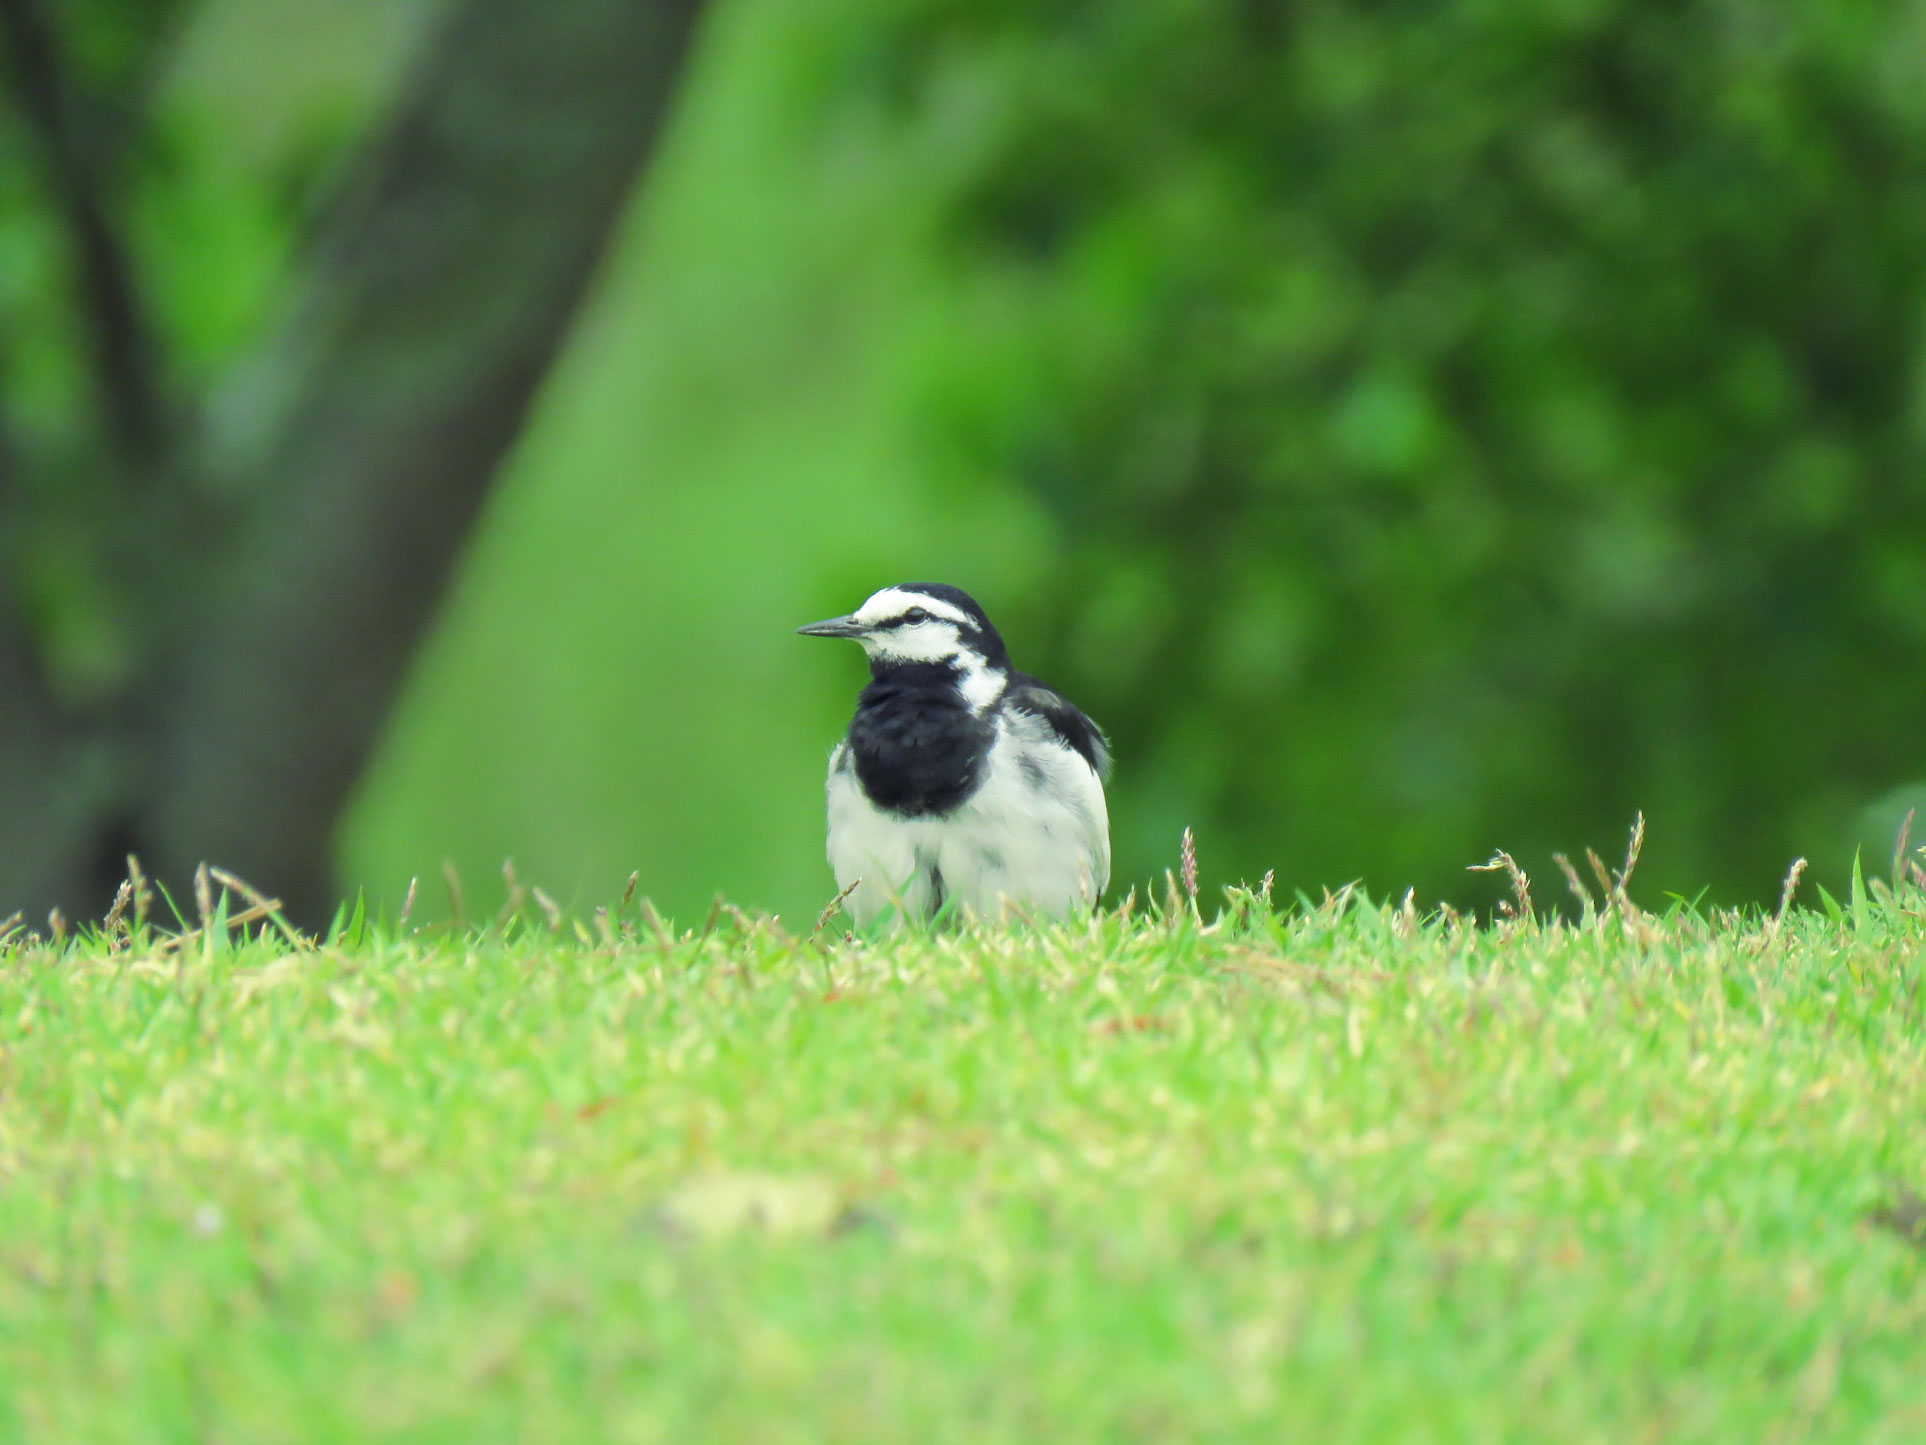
[903, 607, 930, 624]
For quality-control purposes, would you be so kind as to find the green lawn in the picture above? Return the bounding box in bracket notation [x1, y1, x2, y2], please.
[1, 868, 1923, 1442]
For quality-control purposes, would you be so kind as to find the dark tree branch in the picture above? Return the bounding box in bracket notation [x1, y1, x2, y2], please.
[0, 0, 168, 471]
[0, 601, 52, 732]
[0, 607, 87, 929]
[143, 0, 708, 924]
[0, 344, 23, 514]
[0, 341, 65, 848]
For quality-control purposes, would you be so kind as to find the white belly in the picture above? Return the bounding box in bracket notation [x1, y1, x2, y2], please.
[824, 712, 1110, 927]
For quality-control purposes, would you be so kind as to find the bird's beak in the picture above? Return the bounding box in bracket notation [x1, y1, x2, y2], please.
[796, 615, 868, 639]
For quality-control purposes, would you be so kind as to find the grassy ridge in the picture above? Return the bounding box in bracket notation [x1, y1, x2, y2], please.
[0, 876, 1922, 1442]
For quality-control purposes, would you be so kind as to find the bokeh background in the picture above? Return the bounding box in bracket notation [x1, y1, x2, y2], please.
[4, 0, 1924, 929]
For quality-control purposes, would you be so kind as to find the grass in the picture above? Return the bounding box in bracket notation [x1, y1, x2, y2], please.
[0, 851, 1924, 1443]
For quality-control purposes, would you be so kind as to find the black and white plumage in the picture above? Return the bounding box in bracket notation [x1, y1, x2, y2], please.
[798, 583, 1110, 926]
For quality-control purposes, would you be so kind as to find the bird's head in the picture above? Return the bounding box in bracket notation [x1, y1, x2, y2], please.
[798, 583, 1010, 704]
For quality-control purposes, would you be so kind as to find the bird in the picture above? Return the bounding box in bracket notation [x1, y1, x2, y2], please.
[797, 582, 1110, 927]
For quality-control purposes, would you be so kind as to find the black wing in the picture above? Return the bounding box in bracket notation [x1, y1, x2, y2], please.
[1006, 673, 1111, 782]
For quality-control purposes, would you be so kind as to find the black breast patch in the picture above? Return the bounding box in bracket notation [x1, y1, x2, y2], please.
[847, 663, 995, 817]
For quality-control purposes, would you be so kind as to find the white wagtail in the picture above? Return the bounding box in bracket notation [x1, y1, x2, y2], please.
[798, 583, 1111, 926]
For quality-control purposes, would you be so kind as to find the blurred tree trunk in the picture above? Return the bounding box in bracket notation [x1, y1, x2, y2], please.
[0, 0, 706, 929]
[0, 618, 95, 928]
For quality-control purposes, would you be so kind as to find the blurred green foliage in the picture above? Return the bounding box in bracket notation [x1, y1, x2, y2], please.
[9, 0, 1926, 922]
[828, 0, 1926, 905]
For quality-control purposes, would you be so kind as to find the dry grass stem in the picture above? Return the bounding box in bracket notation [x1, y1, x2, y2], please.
[153, 894, 299, 957]
[1319, 882, 1359, 920]
[496, 859, 528, 931]
[1395, 887, 1420, 939]
[1552, 852, 1595, 916]
[126, 854, 154, 933]
[1616, 812, 1646, 894]
[102, 879, 133, 951]
[207, 866, 282, 920]
[1470, 851, 1533, 923]
[1579, 850, 1607, 900]
[398, 876, 419, 930]
[640, 899, 675, 952]
[811, 878, 863, 942]
[200, 867, 305, 950]
[442, 860, 467, 930]
[1773, 857, 1809, 937]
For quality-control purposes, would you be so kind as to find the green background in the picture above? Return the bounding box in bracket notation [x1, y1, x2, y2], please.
[11, 0, 1926, 923]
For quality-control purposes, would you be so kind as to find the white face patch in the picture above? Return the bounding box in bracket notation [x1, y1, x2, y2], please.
[955, 655, 1006, 712]
[860, 620, 963, 665]
[852, 587, 1007, 711]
